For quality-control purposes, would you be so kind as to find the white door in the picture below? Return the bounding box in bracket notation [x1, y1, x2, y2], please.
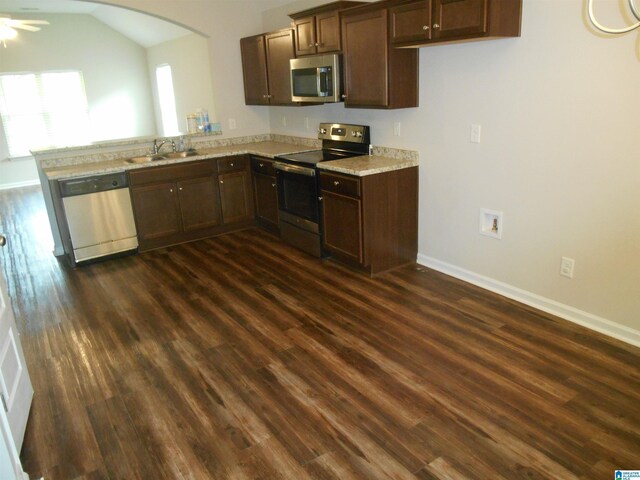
[0, 234, 33, 453]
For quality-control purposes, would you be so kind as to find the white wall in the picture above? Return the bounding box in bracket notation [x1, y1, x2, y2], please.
[0, 13, 157, 188]
[262, 0, 640, 336]
[146, 33, 217, 135]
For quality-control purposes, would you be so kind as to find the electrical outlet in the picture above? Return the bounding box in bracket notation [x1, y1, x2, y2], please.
[228, 118, 236, 130]
[560, 257, 575, 278]
[282, 116, 287, 127]
[393, 122, 401, 137]
[471, 124, 481, 143]
[304, 117, 310, 130]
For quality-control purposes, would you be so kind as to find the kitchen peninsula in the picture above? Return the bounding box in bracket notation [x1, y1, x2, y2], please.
[34, 133, 419, 274]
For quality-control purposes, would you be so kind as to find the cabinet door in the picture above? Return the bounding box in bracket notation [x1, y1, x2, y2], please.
[316, 11, 342, 53]
[294, 16, 317, 56]
[265, 30, 296, 105]
[131, 183, 181, 241]
[219, 171, 255, 225]
[322, 190, 363, 264]
[177, 177, 222, 232]
[253, 173, 279, 228]
[342, 8, 389, 107]
[390, 0, 432, 45]
[433, 0, 488, 39]
[240, 35, 269, 105]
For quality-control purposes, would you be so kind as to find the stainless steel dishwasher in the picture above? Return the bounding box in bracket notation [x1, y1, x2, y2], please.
[59, 171, 138, 264]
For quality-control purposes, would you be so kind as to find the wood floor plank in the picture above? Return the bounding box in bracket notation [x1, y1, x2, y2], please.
[1, 186, 639, 479]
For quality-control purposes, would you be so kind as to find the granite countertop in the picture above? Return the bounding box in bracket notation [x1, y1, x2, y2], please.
[43, 140, 419, 181]
[317, 154, 419, 177]
[43, 141, 315, 180]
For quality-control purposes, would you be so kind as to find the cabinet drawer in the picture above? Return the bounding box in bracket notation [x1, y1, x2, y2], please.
[320, 172, 360, 198]
[217, 155, 249, 173]
[251, 156, 276, 176]
[129, 160, 215, 187]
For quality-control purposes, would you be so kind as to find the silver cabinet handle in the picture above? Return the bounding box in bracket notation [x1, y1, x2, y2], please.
[423, 25, 429, 30]
[230, 163, 234, 167]
[0, 235, 6, 247]
[433, 23, 440, 29]
[315, 42, 319, 46]
[318, 196, 323, 201]
[179, 187, 183, 191]
[308, 44, 314, 47]
[341, 94, 347, 99]
[333, 180, 340, 186]
[220, 180, 224, 184]
[259, 163, 264, 167]
[169, 188, 173, 193]
[271, 183, 276, 188]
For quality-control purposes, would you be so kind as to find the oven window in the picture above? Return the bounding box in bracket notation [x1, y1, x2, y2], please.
[278, 171, 319, 223]
[291, 68, 319, 98]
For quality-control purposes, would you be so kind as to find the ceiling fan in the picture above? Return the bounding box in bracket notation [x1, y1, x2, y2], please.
[0, 15, 49, 46]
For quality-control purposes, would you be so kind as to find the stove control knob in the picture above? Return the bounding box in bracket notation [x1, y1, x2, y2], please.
[318, 128, 327, 134]
[352, 131, 363, 138]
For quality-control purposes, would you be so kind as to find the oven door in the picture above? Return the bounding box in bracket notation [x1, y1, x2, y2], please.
[274, 162, 320, 233]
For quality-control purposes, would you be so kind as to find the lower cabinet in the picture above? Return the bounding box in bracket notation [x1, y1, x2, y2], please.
[251, 156, 279, 233]
[320, 167, 418, 275]
[129, 156, 255, 252]
[217, 156, 255, 224]
[178, 177, 222, 232]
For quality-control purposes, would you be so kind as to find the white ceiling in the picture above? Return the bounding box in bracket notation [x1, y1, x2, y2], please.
[0, 0, 195, 47]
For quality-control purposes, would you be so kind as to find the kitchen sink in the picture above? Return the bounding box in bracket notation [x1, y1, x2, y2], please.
[126, 154, 165, 164]
[125, 150, 198, 163]
[163, 150, 199, 159]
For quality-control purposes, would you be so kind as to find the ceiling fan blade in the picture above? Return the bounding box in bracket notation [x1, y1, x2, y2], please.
[13, 24, 40, 32]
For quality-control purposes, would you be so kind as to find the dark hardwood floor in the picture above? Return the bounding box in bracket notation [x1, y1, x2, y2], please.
[1, 186, 639, 480]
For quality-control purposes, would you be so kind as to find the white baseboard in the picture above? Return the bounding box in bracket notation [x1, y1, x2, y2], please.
[417, 254, 640, 349]
[0, 179, 40, 191]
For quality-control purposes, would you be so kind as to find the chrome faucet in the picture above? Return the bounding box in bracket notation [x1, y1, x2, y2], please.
[153, 138, 166, 155]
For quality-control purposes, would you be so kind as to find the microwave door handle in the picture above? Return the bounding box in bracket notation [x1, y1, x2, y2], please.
[317, 67, 323, 97]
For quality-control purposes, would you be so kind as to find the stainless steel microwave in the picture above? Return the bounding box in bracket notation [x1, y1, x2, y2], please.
[290, 54, 342, 103]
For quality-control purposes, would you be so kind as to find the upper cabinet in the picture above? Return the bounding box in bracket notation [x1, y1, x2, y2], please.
[341, 4, 418, 109]
[289, 1, 365, 56]
[240, 34, 269, 105]
[390, 0, 522, 47]
[240, 29, 298, 106]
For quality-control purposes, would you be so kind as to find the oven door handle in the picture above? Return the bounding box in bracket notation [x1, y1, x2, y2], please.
[274, 162, 316, 177]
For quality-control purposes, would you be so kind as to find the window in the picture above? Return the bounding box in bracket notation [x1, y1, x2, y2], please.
[0, 71, 91, 158]
[155, 64, 179, 137]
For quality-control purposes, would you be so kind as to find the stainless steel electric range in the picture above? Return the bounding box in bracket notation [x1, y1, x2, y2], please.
[274, 123, 370, 257]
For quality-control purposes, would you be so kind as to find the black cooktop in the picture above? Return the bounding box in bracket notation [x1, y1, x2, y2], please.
[277, 149, 363, 166]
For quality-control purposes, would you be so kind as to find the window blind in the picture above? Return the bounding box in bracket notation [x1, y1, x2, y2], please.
[0, 71, 91, 158]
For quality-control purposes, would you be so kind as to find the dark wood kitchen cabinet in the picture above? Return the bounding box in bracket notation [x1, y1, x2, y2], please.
[389, 0, 522, 47]
[240, 29, 297, 106]
[251, 156, 279, 233]
[289, 1, 365, 56]
[341, 4, 418, 109]
[217, 156, 255, 225]
[320, 167, 418, 275]
[129, 160, 221, 251]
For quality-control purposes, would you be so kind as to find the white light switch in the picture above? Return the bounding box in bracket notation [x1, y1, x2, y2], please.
[394, 122, 401, 137]
[471, 124, 481, 143]
[228, 118, 237, 130]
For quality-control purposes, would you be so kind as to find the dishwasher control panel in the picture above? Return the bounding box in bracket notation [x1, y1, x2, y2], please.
[59, 171, 128, 197]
